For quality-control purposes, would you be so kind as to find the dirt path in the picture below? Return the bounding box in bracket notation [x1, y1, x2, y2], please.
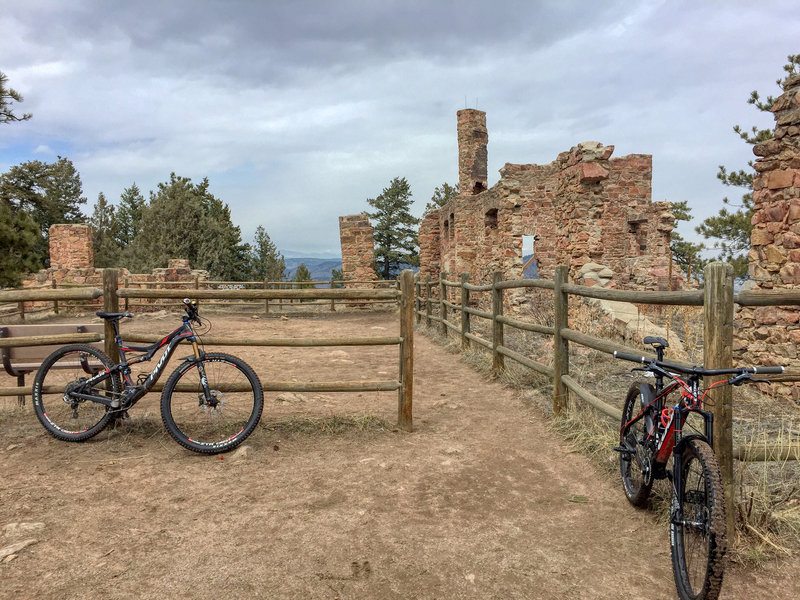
[0, 311, 797, 599]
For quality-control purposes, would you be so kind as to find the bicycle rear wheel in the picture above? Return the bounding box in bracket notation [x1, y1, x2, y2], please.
[160, 353, 263, 453]
[32, 344, 120, 442]
[619, 385, 654, 507]
[670, 438, 727, 600]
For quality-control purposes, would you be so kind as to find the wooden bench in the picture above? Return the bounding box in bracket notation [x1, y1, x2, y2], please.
[0, 324, 105, 404]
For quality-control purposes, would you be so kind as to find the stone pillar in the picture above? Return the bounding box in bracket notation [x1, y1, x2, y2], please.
[457, 109, 488, 195]
[738, 73, 800, 401]
[48, 224, 94, 269]
[339, 213, 377, 282]
[418, 212, 441, 283]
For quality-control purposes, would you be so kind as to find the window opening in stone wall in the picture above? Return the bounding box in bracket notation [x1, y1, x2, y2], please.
[449, 213, 455, 238]
[485, 208, 498, 231]
[444, 219, 449, 240]
[522, 234, 538, 278]
[628, 220, 647, 254]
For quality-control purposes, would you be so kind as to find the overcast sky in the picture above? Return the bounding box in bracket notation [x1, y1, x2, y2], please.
[1, 0, 797, 258]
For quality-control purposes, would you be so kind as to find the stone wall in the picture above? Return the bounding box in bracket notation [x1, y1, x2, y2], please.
[49, 224, 94, 270]
[338, 213, 377, 282]
[735, 73, 800, 401]
[18, 226, 209, 311]
[419, 110, 674, 297]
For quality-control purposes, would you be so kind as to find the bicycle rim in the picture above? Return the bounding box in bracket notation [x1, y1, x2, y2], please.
[161, 354, 263, 453]
[671, 439, 726, 600]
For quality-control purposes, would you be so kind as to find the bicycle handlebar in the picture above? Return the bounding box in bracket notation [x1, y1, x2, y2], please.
[612, 350, 784, 377]
[182, 298, 200, 322]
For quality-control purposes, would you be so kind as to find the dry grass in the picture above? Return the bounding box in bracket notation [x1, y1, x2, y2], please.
[417, 298, 800, 561]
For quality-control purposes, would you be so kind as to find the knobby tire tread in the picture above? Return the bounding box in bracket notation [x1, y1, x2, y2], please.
[32, 344, 120, 442]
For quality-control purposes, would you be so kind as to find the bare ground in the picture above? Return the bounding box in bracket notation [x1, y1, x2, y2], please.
[1, 310, 798, 599]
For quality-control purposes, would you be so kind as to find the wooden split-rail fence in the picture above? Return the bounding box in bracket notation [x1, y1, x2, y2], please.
[0, 270, 416, 431]
[415, 262, 800, 534]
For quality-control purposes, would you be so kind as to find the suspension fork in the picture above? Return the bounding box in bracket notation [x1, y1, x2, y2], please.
[189, 338, 213, 401]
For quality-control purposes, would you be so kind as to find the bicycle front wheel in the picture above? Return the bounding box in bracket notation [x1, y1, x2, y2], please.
[670, 438, 727, 600]
[160, 353, 263, 453]
[32, 344, 121, 442]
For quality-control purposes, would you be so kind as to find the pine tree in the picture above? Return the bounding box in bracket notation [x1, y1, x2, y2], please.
[0, 71, 32, 124]
[697, 54, 800, 279]
[126, 173, 250, 279]
[0, 156, 87, 267]
[89, 192, 122, 268]
[670, 200, 706, 281]
[292, 263, 312, 282]
[116, 183, 146, 247]
[424, 182, 459, 215]
[367, 177, 420, 279]
[250, 225, 285, 282]
[0, 198, 40, 286]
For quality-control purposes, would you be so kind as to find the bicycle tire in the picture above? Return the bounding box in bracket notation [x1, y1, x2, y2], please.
[670, 438, 727, 600]
[160, 352, 263, 454]
[619, 384, 654, 507]
[32, 344, 121, 442]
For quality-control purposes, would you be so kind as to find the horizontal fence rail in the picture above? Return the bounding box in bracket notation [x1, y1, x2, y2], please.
[0, 269, 416, 431]
[414, 265, 800, 471]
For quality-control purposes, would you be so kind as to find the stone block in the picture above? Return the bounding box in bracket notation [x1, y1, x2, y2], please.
[767, 169, 795, 189]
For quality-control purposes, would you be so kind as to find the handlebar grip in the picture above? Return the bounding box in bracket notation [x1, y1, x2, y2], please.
[613, 351, 648, 364]
[752, 366, 785, 374]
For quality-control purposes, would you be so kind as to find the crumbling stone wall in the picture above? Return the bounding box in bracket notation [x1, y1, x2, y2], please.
[19, 225, 208, 311]
[49, 224, 94, 271]
[419, 110, 674, 295]
[735, 73, 800, 401]
[338, 213, 377, 282]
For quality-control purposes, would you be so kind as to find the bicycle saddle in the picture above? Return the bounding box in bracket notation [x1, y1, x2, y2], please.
[96, 311, 134, 320]
[643, 336, 668, 349]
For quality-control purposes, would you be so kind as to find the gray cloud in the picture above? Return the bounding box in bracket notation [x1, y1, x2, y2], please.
[1, 0, 798, 257]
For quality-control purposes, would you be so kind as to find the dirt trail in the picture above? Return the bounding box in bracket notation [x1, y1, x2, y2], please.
[0, 311, 797, 599]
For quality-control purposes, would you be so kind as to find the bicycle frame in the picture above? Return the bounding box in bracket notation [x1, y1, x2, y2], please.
[68, 317, 207, 408]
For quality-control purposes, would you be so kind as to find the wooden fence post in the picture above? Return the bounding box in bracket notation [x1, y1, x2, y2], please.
[103, 269, 120, 363]
[18, 300, 25, 321]
[52, 279, 59, 314]
[703, 261, 735, 535]
[492, 272, 504, 375]
[123, 276, 130, 312]
[398, 270, 414, 432]
[415, 277, 421, 324]
[330, 278, 336, 311]
[439, 272, 448, 337]
[461, 272, 470, 349]
[425, 275, 432, 328]
[553, 265, 569, 415]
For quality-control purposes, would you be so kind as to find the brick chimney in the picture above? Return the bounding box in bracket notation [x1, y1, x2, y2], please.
[457, 109, 488, 195]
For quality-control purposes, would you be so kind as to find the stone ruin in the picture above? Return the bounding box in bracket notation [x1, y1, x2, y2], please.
[19, 224, 208, 309]
[418, 109, 675, 293]
[338, 214, 377, 283]
[734, 73, 800, 401]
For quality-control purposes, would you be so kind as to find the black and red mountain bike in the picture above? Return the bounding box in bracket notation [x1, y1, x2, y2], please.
[614, 336, 783, 600]
[32, 299, 263, 454]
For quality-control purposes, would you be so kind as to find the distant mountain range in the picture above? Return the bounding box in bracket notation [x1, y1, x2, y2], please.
[283, 257, 343, 282]
[281, 256, 419, 283]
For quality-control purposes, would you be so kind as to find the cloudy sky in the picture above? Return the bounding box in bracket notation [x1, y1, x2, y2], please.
[1, 0, 797, 257]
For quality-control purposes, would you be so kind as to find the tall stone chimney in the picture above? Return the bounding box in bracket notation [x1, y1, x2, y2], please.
[457, 109, 488, 195]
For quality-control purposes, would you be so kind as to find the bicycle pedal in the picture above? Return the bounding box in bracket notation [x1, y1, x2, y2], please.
[612, 445, 629, 454]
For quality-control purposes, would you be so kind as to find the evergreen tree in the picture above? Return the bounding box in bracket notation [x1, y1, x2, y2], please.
[331, 268, 344, 288]
[116, 183, 146, 247]
[250, 225, 285, 282]
[292, 263, 312, 282]
[0, 156, 87, 267]
[424, 182, 459, 215]
[669, 200, 706, 281]
[127, 173, 250, 280]
[367, 177, 420, 279]
[89, 192, 122, 268]
[0, 71, 32, 124]
[697, 54, 800, 279]
[0, 198, 40, 286]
